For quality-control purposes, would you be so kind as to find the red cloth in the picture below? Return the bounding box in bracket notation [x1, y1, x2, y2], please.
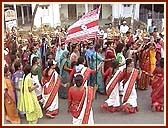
[68, 87, 85, 118]
[104, 49, 115, 71]
[104, 48, 115, 85]
[126, 35, 133, 45]
[68, 87, 85, 104]
[4, 54, 9, 65]
[41, 69, 53, 86]
[150, 67, 164, 105]
[102, 67, 111, 86]
[140, 50, 150, 72]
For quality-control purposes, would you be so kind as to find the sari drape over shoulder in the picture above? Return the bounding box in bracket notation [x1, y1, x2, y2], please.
[18, 73, 43, 122]
[41, 70, 60, 117]
[68, 86, 94, 124]
[150, 68, 164, 112]
[4, 78, 20, 124]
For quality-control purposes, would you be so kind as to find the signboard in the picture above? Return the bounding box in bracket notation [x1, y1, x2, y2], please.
[5, 10, 17, 22]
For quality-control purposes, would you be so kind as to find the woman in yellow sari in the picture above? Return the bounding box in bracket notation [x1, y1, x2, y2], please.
[149, 43, 156, 74]
[4, 66, 20, 124]
[18, 64, 43, 124]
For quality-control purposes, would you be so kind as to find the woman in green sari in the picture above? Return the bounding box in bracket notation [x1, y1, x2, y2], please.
[59, 50, 72, 99]
[18, 64, 43, 124]
[31, 57, 42, 83]
[31, 57, 43, 104]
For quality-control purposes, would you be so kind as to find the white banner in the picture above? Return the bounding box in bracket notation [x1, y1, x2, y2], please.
[5, 20, 17, 30]
[66, 6, 101, 43]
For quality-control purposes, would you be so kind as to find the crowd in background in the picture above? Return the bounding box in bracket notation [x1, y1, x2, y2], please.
[3, 20, 164, 124]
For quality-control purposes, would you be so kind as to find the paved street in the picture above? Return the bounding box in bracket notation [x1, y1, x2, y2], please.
[4, 87, 165, 125]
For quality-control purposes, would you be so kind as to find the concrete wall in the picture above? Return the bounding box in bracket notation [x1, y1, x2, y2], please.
[33, 4, 43, 28]
[134, 4, 140, 20]
[122, 4, 132, 18]
[112, 4, 139, 20]
[112, 4, 122, 19]
[33, 4, 61, 28]
[52, 4, 61, 27]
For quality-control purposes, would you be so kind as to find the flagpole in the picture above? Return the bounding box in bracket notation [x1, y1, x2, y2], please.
[95, 50, 98, 100]
[95, 5, 101, 100]
[80, 41, 82, 56]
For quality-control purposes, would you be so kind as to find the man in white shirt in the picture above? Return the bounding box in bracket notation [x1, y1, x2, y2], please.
[120, 21, 129, 36]
[29, 46, 38, 66]
[98, 27, 105, 38]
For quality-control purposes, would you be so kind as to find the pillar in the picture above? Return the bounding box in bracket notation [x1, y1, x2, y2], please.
[21, 5, 25, 25]
[85, 4, 88, 14]
[26, 5, 30, 23]
[13, 4, 18, 26]
[53, 4, 61, 27]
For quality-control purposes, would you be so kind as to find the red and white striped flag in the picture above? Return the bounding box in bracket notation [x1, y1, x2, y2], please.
[65, 6, 101, 43]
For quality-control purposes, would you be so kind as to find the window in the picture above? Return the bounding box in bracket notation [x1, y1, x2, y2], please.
[45, 6, 48, 9]
[68, 4, 77, 20]
[40, 4, 49, 10]
[123, 4, 130, 7]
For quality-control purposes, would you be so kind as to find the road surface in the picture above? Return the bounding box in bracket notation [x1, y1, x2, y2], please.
[4, 87, 165, 126]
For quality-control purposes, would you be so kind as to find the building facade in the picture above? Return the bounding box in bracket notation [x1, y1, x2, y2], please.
[32, 3, 140, 28]
[3, 3, 164, 31]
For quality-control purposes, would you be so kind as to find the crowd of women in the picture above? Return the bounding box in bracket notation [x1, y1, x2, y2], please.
[3, 22, 164, 124]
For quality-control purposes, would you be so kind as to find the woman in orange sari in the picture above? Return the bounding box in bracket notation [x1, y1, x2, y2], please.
[68, 74, 96, 124]
[150, 58, 164, 112]
[4, 66, 20, 124]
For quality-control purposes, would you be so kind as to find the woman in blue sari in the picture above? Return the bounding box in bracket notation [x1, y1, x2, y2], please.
[90, 44, 111, 94]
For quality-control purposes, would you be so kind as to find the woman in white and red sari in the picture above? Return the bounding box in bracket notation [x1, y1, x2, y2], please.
[100, 58, 139, 113]
[41, 60, 61, 118]
[121, 58, 139, 113]
[103, 41, 116, 86]
[150, 58, 164, 112]
[100, 68, 122, 113]
[68, 74, 96, 124]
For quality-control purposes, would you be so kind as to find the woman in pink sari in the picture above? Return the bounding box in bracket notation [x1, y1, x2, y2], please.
[41, 60, 61, 118]
[150, 58, 164, 112]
